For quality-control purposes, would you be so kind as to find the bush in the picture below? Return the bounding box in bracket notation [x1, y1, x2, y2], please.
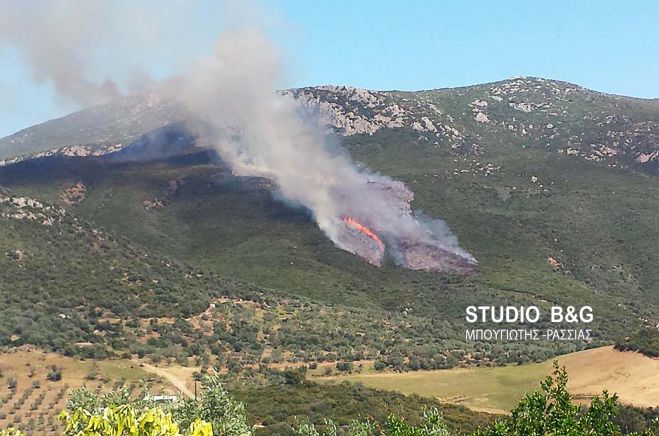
[293, 408, 451, 436]
[60, 375, 250, 436]
[473, 362, 657, 436]
[282, 368, 306, 385]
[335, 362, 353, 372]
[46, 366, 62, 382]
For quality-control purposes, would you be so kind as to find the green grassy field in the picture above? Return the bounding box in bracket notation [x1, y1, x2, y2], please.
[318, 361, 550, 413]
[315, 347, 659, 413]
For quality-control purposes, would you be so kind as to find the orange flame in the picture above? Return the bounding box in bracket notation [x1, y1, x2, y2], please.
[343, 217, 385, 251]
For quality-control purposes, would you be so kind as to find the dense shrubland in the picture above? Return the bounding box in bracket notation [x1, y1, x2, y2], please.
[3, 79, 659, 394]
[2, 140, 654, 373]
[0, 189, 584, 371]
[615, 328, 659, 358]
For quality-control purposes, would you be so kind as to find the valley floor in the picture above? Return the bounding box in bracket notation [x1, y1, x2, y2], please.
[313, 346, 659, 413]
[1, 345, 657, 433]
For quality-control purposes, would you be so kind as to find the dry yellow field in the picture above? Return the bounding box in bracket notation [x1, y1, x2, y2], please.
[317, 346, 659, 413]
[0, 348, 176, 435]
[560, 346, 659, 407]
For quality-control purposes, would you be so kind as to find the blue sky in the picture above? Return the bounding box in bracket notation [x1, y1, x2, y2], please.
[1, 0, 658, 138]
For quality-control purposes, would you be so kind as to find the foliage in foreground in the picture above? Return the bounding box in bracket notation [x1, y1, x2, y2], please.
[58, 376, 250, 436]
[3, 365, 659, 435]
[59, 406, 212, 436]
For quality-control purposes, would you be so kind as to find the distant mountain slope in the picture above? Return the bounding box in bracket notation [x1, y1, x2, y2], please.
[0, 92, 185, 162]
[1, 77, 658, 366]
[0, 178, 582, 368]
[2, 77, 659, 171]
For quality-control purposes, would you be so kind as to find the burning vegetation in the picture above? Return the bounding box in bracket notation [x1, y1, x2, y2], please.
[337, 216, 386, 267]
[330, 179, 477, 274]
[335, 203, 477, 275]
[174, 26, 477, 276]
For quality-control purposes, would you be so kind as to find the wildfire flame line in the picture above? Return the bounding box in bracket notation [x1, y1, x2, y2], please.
[343, 216, 385, 251]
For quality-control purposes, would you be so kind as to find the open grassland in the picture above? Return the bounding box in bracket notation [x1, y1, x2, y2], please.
[559, 345, 659, 407]
[315, 346, 659, 413]
[0, 348, 176, 435]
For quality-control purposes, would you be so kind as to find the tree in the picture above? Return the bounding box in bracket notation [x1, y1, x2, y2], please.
[472, 362, 656, 436]
[58, 405, 212, 436]
[174, 376, 252, 436]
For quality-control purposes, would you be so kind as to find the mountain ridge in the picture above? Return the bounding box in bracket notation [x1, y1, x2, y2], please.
[2, 77, 658, 173]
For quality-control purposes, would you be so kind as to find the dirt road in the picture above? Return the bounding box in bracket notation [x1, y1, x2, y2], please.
[139, 362, 196, 399]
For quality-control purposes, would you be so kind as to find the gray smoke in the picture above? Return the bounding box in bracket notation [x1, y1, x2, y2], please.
[0, 0, 195, 107]
[178, 27, 476, 270]
[1, 0, 476, 270]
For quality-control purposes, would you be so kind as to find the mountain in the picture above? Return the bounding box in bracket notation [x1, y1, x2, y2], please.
[1, 77, 658, 368]
[3, 77, 659, 171]
[0, 92, 186, 163]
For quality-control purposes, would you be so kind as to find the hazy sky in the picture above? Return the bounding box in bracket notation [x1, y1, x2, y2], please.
[1, 0, 657, 138]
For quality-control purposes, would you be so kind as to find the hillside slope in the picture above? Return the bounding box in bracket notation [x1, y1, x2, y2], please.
[1, 77, 658, 365]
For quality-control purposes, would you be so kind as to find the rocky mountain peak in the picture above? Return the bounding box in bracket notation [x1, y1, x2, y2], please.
[1, 78, 658, 173]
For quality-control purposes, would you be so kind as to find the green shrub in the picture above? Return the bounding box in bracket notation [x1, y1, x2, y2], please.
[46, 366, 62, 382]
[615, 328, 659, 358]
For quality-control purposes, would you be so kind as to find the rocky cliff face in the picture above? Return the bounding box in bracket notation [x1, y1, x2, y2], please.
[1, 77, 658, 172]
[287, 79, 659, 172]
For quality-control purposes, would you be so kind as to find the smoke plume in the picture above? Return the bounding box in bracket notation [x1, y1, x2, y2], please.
[0, 0, 195, 107]
[179, 27, 477, 273]
[1, 0, 476, 272]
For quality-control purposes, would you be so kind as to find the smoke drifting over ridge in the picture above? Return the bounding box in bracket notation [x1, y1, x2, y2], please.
[0, 0, 193, 107]
[1, 1, 477, 273]
[179, 28, 477, 273]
